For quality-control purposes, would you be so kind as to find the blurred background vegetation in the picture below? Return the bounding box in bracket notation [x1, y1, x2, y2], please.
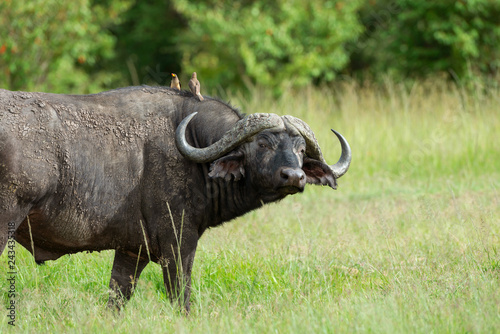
[1, 0, 499, 94]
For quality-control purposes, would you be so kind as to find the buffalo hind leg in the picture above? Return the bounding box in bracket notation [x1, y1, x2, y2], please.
[162, 242, 197, 314]
[108, 250, 149, 310]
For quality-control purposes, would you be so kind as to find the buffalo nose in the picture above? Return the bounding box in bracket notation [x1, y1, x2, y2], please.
[280, 167, 306, 189]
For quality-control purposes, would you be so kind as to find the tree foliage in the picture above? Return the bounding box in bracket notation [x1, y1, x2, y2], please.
[172, 0, 364, 93]
[0, 0, 131, 93]
[1, 1, 500, 94]
[351, 0, 500, 80]
[111, 0, 185, 86]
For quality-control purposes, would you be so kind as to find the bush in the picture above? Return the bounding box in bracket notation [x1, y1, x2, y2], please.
[111, 0, 186, 87]
[0, 0, 131, 93]
[172, 0, 364, 93]
[350, 0, 500, 80]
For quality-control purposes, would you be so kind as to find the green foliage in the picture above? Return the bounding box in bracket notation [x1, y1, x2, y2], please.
[350, 0, 500, 80]
[111, 0, 185, 86]
[0, 0, 131, 93]
[171, 0, 364, 93]
[2, 0, 500, 94]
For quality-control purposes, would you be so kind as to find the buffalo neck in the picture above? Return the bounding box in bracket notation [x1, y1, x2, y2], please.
[196, 164, 263, 235]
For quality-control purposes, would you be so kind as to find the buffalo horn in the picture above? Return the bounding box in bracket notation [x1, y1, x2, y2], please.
[282, 115, 351, 179]
[176, 112, 285, 163]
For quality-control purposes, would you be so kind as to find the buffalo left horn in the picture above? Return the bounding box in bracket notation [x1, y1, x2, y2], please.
[282, 115, 352, 179]
[176, 112, 285, 163]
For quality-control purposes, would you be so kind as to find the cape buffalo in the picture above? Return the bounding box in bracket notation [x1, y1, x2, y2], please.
[0, 86, 351, 311]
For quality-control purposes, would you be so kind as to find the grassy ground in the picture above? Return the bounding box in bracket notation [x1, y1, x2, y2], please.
[1, 80, 499, 332]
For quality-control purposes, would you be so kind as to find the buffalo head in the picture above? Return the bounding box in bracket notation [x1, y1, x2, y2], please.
[175, 112, 351, 202]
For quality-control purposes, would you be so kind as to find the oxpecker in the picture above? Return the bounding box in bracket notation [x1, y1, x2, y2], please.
[188, 72, 204, 101]
[170, 73, 181, 90]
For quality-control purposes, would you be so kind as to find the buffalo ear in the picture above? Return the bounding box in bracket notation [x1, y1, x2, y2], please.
[208, 151, 245, 181]
[302, 157, 337, 189]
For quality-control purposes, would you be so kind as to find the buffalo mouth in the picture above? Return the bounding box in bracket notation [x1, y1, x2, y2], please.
[277, 185, 304, 195]
[260, 186, 303, 202]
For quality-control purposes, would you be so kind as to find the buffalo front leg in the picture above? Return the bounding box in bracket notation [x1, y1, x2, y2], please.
[162, 241, 197, 313]
[108, 250, 149, 310]
[0, 203, 31, 255]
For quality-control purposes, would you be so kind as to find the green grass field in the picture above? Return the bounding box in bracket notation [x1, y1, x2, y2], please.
[2, 80, 499, 333]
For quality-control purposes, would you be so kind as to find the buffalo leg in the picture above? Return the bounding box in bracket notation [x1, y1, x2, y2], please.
[108, 250, 149, 310]
[0, 204, 31, 255]
[162, 240, 197, 313]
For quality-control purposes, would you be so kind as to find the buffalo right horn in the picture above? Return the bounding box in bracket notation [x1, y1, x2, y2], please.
[176, 112, 284, 163]
[282, 115, 351, 179]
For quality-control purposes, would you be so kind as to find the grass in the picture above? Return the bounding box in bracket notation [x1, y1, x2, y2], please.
[2, 79, 500, 332]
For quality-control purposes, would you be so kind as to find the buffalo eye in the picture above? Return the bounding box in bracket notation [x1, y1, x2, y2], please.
[258, 140, 270, 149]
